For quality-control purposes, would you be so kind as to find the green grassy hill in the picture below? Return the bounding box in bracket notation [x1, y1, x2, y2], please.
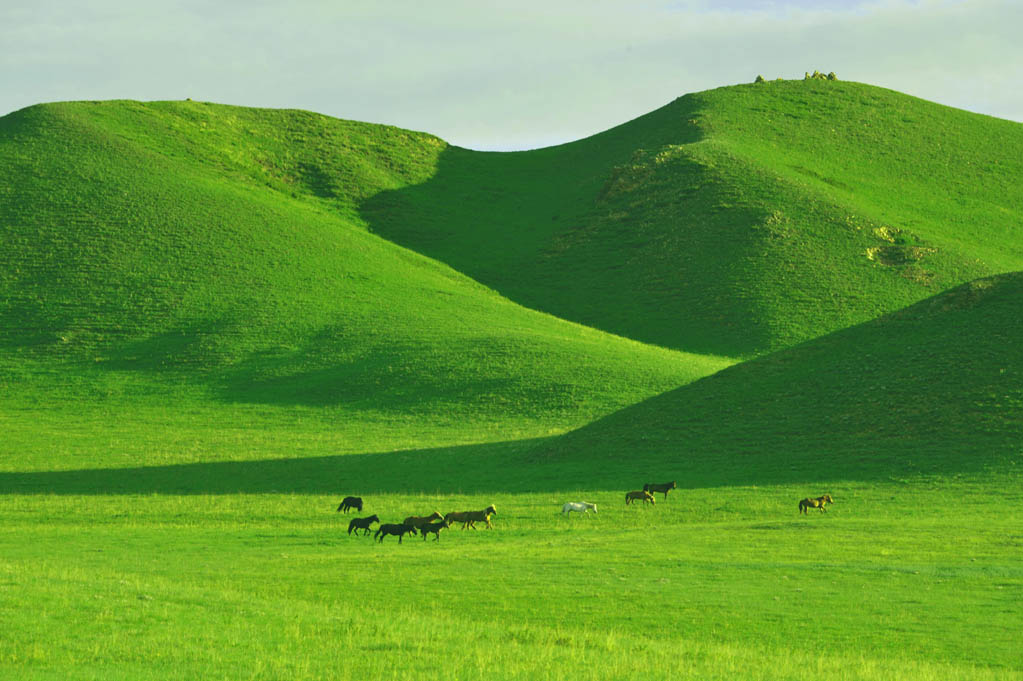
[364, 79, 1023, 357]
[537, 271, 1023, 486]
[2, 85, 1022, 681]
[0, 100, 727, 429]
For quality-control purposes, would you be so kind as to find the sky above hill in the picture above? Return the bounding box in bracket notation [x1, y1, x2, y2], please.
[2, 0, 1019, 150]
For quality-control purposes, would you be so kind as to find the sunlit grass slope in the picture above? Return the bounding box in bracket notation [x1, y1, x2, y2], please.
[364, 79, 1023, 357]
[0, 100, 728, 426]
[538, 272, 1023, 486]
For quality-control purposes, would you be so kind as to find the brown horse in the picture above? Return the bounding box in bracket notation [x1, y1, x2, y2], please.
[799, 494, 834, 514]
[446, 504, 497, 529]
[403, 511, 443, 529]
[626, 490, 655, 505]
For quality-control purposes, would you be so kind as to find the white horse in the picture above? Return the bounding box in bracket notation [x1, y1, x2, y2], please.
[562, 502, 597, 515]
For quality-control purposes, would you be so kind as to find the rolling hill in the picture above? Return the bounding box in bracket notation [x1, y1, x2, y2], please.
[363, 79, 1023, 357]
[1, 80, 1021, 481]
[535, 271, 1023, 486]
[0, 99, 727, 430]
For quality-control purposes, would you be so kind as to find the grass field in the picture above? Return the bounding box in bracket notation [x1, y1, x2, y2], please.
[1, 78, 1021, 679]
[2, 477, 1021, 680]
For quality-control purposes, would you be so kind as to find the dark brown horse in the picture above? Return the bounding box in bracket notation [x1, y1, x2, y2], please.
[643, 481, 677, 499]
[374, 523, 418, 543]
[336, 496, 363, 513]
[347, 514, 379, 536]
[420, 519, 450, 541]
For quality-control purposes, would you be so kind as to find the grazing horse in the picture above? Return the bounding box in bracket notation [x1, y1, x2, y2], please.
[561, 502, 597, 515]
[625, 490, 655, 505]
[374, 523, 418, 543]
[643, 481, 677, 500]
[420, 519, 450, 541]
[446, 504, 497, 530]
[403, 511, 443, 529]
[799, 494, 834, 514]
[336, 496, 363, 513]
[347, 514, 379, 536]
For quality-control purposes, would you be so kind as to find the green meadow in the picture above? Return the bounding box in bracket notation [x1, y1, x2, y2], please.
[1, 78, 1021, 679]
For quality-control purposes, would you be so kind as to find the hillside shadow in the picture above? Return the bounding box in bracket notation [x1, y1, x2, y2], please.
[357, 93, 771, 357]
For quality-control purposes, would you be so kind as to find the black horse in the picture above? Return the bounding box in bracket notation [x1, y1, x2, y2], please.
[643, 481, 677, 500]
[420, 519, 450, 541]
[374, 523, 418, 543]
[336, 496, 363, 513]
[347, 514, 380, 536]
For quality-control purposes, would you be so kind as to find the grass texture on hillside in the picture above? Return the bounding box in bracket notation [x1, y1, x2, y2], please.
[539, 272, 1023, 485]
[0, 100, 728, 425]
[363, 79, 1023, 357]
[1, 83, 1022, 681]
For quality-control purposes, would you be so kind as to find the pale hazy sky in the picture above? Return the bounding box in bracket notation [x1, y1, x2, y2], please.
[2, 0, 1020, 150]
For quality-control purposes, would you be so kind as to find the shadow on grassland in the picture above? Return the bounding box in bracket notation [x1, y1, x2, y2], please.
[358, 94, 773, 358]
[0, 437, 633, 496]
[5, 430, 1006, 497]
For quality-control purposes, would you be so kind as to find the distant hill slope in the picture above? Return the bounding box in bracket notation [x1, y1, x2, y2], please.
[0, 101, 728, 421]
[535, 272, 1023, 486]
[362, 80, 1023, 357]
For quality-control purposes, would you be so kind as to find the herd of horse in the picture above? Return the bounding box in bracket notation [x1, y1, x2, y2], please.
[338, 487, 835, 541]
[337, 496, 497, 543]
[563, 480, 678, 514]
